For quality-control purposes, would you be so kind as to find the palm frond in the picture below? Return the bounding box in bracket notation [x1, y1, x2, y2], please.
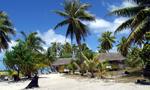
[130, 0, 150, 5]
[110, 6, 144, 17]
[77, 11, 95, 21]
[115, 18, 134, 33]
[131, 8, 150, 29]
[54, 10, 69, 18]
[0, 25, 15, 34]
[54, 19, 69, 29]
[126, 17, 150, 49]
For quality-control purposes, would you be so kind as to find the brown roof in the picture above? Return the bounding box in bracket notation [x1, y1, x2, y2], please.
[98, 53, 126, 61]
[52, 58, 72, 66]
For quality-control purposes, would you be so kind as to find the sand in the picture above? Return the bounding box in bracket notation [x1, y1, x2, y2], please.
[0, 74, 150, 90]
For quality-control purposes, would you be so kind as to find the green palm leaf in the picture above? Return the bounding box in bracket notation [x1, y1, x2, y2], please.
[54, 19, 69, 29]
[110, 6, 144, 17]
[125, 17, 150, 50]
[115, 18, 134, 33]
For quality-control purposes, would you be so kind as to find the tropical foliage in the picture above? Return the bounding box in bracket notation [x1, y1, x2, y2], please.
[81, 52, 108, 78]
[110, 0, 150, 56]
[117, 37, 127, 56]
[60, 42, 72, 58]
[126, 47, 144, 68]
[3, 32, 46, 78]
[0, 11, 15, 51]
[54, 0, 95, 45]
[2, 0, 150, 80]
[98, 31, 115, 53]
[140, 42, 150, 79]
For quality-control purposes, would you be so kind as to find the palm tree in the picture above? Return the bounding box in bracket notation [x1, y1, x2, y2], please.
[60, 42, 72, 58]
[44, 47, 56, 70]
[21, 32, 45, 52]
[126, 47, 144, 68]
[98, 31, 115, 53]
[54, 0, 95, 45]
[81, 52, 107, 78]
[96, 61, 108, 79]
[110, 0, 150, 56]
[117, 37, 127, 56]
[19, 32, 45, 78]
[0, 11, 15, 51]
[51, 42, 62, 57]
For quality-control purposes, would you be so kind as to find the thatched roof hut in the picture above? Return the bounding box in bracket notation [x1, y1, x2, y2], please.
[98, 53, 126, 62]
[52, 58, 72, 66]
[98, 53, 126, 70]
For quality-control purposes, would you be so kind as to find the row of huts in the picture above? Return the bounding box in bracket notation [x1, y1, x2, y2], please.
[52, 53, 126, 72]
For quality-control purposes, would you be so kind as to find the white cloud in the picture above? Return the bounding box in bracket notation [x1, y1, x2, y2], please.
[38, 29, 70, 49]
[109, 1, 137, 11]
[8, 40, 17, 50]
[85, 17, 129, 35]
[84, 18, 111, 34]
[0, 40, 17, 62]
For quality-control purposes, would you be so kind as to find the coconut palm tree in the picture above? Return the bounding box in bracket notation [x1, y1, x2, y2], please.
[21, 32, 45, 52]
[96, 61, 108, 79]
[117, 37, 127, 56]
[4, 32, 46, 79]
[54, 0, 95, 45]
[126, 47, 144, 68]
[51, 42, 62, 57]
[110, 0, 150, 56]
[98, 31, 115, 53]
[81, 52, 107, 78]
[60, 42, 72, 58]
[18, 32, 45, 78]
[0, 11, 15, 51]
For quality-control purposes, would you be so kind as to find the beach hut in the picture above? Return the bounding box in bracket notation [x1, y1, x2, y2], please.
[98, 53, 126, 70]
[52, 58, 72, 73]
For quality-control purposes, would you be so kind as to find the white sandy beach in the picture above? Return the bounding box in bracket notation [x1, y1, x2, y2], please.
[0, 74, 150, 90]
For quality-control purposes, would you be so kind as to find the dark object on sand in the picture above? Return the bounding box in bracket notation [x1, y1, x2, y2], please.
[143, 64, 150, 79]
[12, 74, 20, 81]
[25, 74, 39, 89]
[136, 79, 150, 85]
[124, 71, 130, 75]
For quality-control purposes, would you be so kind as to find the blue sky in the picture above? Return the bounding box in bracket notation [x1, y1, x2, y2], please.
[0, 0, 136, 69]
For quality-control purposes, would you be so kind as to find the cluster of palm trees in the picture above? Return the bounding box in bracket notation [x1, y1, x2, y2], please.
[1, 0, 150, 79]
[3, 32, 45, 78]
[1, 0, 149, 58]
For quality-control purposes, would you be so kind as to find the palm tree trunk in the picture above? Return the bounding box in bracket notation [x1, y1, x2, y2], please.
[17, 70, 20, 78]
[26, 72, 32, 79]
[91, 70, 95, 78]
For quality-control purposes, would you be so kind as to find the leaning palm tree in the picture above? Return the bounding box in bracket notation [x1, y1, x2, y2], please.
[81, 52, 108, 78]
[98, 31, 115, 53]
[117, 36, 144, 56]
[54, 0, 95, 45]
[110, 0, 150, 56]
[81, 52, 99, 78]
[0, 11, 15, 51]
